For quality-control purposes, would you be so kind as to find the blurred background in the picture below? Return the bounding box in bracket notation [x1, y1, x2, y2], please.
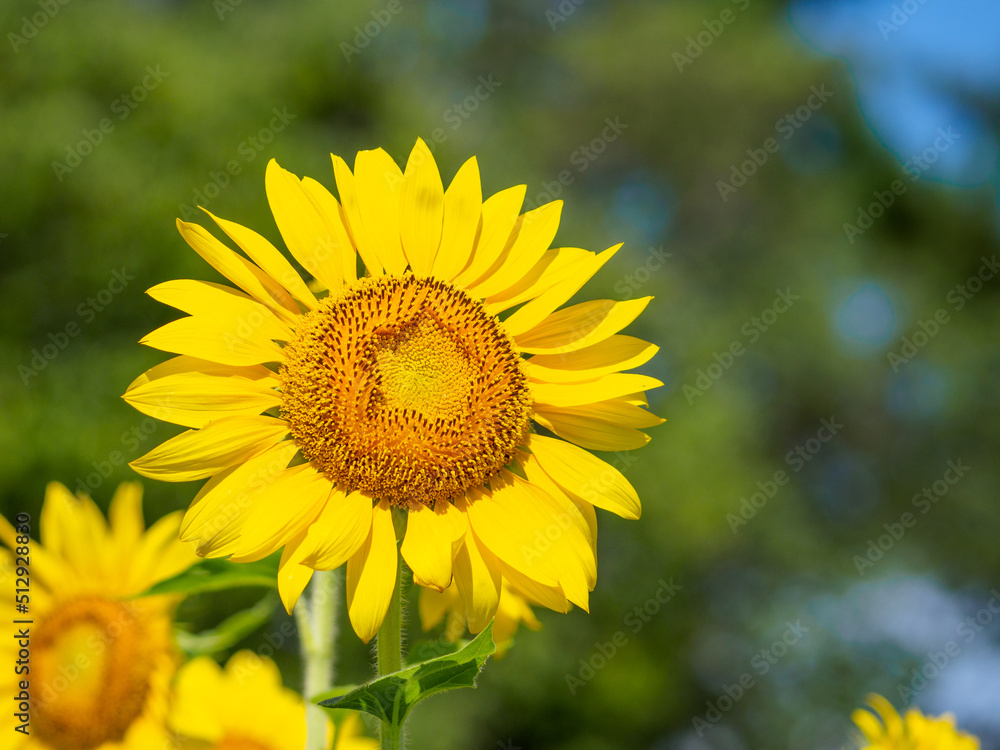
[2, 0, 999, 747]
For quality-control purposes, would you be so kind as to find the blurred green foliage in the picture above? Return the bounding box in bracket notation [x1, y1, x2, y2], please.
[2, 0, 999, 747]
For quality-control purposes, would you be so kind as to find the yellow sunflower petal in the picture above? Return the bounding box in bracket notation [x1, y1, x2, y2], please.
[335, 712, 379, 750]
[346, 502, 398, 643]
[532, 408, 651, 451]
[401, 499, 468, 591]
[140, 314, 284, 366]
[526, 433, 641, 520]
[197, 462, 330, 562]
[400, 138, 444, 276]
[300, 175, 358, 286]
[299, 489, 374, 571]
[483, 247, 591, 315]
[123, 358, 282, 429]
[541, 393, 664, 429]
[467, 472, 593, 609]
[493, 582, 541, 649]
[175, 218, 299, 319]
[179, 441, 298, 542]
[131, 510, 196, 590]
[501, 244, 619, 336]
[530, 373, 663, 407]
[431, 155, 482, 282]
[332, 153, 383, 277]
[6, 482, 73, 574]
[524, 335, 659, 383]
[418, 585, 461, 631]
[277, 534, 316, 614]
[354, 148, 407, 275]
[204, 208, 319, 309]
[514, 297, 652, 354]
[50, 485, 111, 581]
[452, 530, 501, 633]
[107, 481, 144, 555]
[866, 694, 904, 737]
[169, 656, 225, 741]
[852, 708, 885, 742]
[130, 416, 289, 482]
[469, 200, 563, 299]
[265, 159, 346, 291]
[495, 562, 569, 613]
[453, 185, 525, 288]
[147, 279, 293, 340]
[517, 449, 597, 554]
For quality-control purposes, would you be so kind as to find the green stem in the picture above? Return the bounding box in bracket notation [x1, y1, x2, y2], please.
[377, 508, 407, 750]
[297, 569, 338, 750]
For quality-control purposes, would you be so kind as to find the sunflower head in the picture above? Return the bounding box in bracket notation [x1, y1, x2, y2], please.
[0, 481, 198, 750]
[169, 650, 376, 750]
[126, 139, 663, 642]
[853, 694, 980, 750]
[280, 274, 532, 507]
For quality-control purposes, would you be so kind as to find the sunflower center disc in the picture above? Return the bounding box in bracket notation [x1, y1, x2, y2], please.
[216, 735, 277, 750]
[32, 597, 155, 750]
[281, 276, 532, 506]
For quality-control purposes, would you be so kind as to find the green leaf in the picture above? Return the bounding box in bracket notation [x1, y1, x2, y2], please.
[406, 638, 461, 664]
[175, 592, 279, 656]
[316, 623, 495, 726]
[138, 553, 280, 597]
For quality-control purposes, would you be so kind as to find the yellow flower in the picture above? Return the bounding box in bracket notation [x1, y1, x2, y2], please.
[419, 578, 541, 657]
[125, 140, 663, 642]
[169, 651, 376, 750]
[0, 481, 197, 750]
[853, 694, 980, 749]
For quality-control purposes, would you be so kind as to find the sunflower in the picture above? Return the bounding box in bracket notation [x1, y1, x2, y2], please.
[852, 694, 980, 750]
[125, 139, 663, 642]
[419, 578, 541, 657]
[0, 481, 197, 750]
[169, 650, 376, 749]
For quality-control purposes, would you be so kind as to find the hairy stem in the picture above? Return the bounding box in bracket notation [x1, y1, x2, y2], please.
[377, 508, 408, 749]
[297, 569, 339, 750]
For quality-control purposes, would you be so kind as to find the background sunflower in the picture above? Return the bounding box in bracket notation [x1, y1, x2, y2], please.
[0, 482, 197, 750]
[2, 0, 1000, 747]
